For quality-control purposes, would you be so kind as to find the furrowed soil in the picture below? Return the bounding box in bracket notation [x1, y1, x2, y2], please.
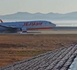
[0, 34, 77, 67]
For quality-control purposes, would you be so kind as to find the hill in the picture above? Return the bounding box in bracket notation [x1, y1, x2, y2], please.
[0, 12, 77, 20]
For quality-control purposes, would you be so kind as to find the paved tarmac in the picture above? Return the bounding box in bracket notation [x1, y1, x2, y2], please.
[22, 28, 77, 34]
[1, 29, 77, 34]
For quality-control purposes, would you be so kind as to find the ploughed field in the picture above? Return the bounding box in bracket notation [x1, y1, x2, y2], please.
[0, 34, 77, 67]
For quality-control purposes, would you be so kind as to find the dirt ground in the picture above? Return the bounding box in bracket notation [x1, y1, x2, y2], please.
[0, 34, 77, 67]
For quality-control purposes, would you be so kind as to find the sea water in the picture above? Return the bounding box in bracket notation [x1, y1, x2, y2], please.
[68, 57, 77, 70]
[51, 20, 77, 27]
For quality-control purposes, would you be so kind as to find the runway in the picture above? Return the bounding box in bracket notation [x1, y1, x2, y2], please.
[23, 29, 77, 34]
[22, 27, 77, 34]
[41, 30, 77, 34]
[0, 30, 77, 35]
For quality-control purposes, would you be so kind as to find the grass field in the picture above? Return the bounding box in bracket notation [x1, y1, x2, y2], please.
[0, 34, 77, 67]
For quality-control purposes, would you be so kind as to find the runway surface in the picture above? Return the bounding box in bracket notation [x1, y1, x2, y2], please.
[24, 30, 77, 34]
[0, 44, 77, 70]
[22, 27, 77, 34]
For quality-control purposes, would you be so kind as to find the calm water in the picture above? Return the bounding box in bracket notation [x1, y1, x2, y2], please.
[68, 57, 77, 70]
[51, 20, 77, 27]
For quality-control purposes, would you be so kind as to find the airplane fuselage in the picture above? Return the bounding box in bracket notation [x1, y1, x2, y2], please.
[0, 21, 56, 33]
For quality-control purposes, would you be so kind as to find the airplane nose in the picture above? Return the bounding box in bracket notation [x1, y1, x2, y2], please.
[49, 22, 56, 27]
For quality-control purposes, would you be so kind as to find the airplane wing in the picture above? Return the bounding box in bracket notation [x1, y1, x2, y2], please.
[0, 24, 22, 33]
[0, 23, 28, 33]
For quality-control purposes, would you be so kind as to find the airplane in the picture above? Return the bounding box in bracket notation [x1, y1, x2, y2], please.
[0, 19, 56, 33]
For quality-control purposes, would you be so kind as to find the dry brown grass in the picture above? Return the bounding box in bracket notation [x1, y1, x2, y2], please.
[0, 34, 77, 67]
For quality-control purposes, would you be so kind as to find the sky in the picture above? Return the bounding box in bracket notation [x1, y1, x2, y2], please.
[0, 0, 77, 15]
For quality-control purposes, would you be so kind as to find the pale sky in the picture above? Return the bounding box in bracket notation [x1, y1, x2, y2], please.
[0, 0, 77, 15]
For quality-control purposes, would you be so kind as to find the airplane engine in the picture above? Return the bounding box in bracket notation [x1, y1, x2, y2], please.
[6, 28, 18, 33]
[21, 27, 27, 32]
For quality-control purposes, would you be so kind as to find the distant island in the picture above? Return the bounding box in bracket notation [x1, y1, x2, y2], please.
[0, 12, 77, 20]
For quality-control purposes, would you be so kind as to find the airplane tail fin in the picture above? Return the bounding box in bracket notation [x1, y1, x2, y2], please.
[0, 19, 3, 23]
